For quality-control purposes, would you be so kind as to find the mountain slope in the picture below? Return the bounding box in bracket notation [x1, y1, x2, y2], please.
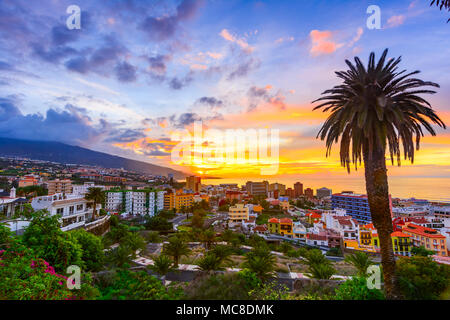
[0, 137, 186, 179]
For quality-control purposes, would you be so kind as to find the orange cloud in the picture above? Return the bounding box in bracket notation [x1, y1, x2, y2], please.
[387, 15, 405, 28]
[309, 30, 342, 56]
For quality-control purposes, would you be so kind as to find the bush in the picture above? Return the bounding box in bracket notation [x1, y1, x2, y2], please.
[334, 276, 384, 300]
[397, 256, 450, 300]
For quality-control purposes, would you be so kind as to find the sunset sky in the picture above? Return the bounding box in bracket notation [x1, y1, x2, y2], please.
[0, 0, 449, 187]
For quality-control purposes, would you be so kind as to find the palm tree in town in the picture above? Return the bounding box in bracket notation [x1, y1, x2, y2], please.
[313, 48, 446, 299]
[149, 254, 176, 285]
[84, 187, 105, 221]
[200, 229, 216, 250]
[243, 246, 277, 281]
[197, 253, 225, 273]
[345, 252, 375, 276]
[163, 235, 191, 268]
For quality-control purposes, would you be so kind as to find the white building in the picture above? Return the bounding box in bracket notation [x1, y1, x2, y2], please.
[72, 182, 107, 196]
[0, 188, 27, 218]
[105, 190, 165, 216]
[30, 193, 101, 231]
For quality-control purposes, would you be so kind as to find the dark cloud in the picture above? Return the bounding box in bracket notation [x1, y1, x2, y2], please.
[51, 25, 81, 46]
[139, 0, 203, 41]
[0, 97, 107, 146]
[32, 43, 78, 63]
[227, 57, 260, 80]
[115, 61, 137, 82]
[169, 75, 192, 90]
[146, 54, 171, 77]
[65, 36, 129, 78]
[105, 128, 146, 143]
[196, 96, 223, 108]
[247, 86, 286, 112]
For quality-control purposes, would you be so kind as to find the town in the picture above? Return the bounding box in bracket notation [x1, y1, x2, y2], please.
[1, 156, 449, 300]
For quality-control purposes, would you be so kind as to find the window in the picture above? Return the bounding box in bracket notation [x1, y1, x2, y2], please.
[69, 206, 74, 214]
[56, 208, 64, 215]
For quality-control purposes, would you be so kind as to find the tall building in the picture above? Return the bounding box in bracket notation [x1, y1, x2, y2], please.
[294, 182, 303, 197]
[269, 183, 286, 196]
[186, 176, 201, 192]
[163, 190, 194, 211]
[46, 179, 73, 195]
[286, 188, 295, 199]
[228, 203, 249, 222]
[18, 175, 40, 188]
[245, 181, 269, 196]
[316, 187, 332, 199]
[304, 188, 314, 198]
[332, 192, 392, 224]
[105, 189, 165, 216]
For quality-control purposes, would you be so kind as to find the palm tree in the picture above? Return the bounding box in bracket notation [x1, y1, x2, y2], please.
[210, 245, 233, 265]
[163, 236, 191, 267]
[313, 49, 446, 299]
[200, 229, 216, 250]
[345, 252, 375, 276]
[197, 253, 225, 273]
[84, 187, 105, 221]
[149, 254, 176, 285]
[430, 0, 450, 22]
[307, 263, 336, 280]
[243, 247, 277, 281]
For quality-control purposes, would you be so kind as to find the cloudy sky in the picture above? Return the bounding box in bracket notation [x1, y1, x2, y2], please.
[0, 0, 449, 181]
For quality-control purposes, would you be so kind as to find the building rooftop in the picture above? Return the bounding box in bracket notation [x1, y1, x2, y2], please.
[402, 223, 445, 239]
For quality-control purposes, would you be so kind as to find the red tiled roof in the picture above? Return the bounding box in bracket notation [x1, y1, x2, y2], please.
[268, 218, 279, 223]
[402, 223, 445, 239]
[391, 231, 411, 238]
[307, 233, 327, 241]
[253, 225, 268, 232]
[279, 218, 293, 224]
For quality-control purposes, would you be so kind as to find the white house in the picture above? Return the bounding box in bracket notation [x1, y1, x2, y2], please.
[31, 193, 101, 231]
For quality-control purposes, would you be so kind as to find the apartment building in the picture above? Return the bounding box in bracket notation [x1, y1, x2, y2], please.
[31, 193, 100, 231]
[402, 223, 448, 256]
[316, 187, 332, 199]
[245, 181, 269, 196]
[228, 203, 249, 222]
[332, 192, 392, 224]
[18, 175, 40, 188]
[269, 183, 286, 196]
[186, 176, 201, 192]
[105, 189, 165, 216]
[304, 188, 314, 198]
[46, 179, 73, 195]
[72, 182, 107, 195]
[294, 182, 303, 197]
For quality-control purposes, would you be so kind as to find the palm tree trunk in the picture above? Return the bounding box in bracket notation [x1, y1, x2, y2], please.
[363, 146, 402, 299]
[93, 200, 97, 221]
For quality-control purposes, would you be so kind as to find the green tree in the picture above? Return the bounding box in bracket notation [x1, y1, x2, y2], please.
[411, 245, 434, 257]
[70, 229, 105, 272]
[107, 244, 133, 269]
[22, 211, 83, 272]
[200, 228, 216, 250]
[243, 247, 277, 281]
[210, 245, 233, 265]
[345, 252, 375, 276]
[145, 231, 162, 243]
[397, 256, 450, 300]
[334, 276, 385, 300]
[97, 270, 182, 300]
[84, 187, 105, 221]
[123, 231, 146, 254]
[149, 254, 176, 285]
[163, 236, 191, 267]
[197, 253, 225, 272]
[313, 48, 446, 299]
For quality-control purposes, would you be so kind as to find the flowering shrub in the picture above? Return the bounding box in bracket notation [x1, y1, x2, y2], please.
[0, 243, 98, 300]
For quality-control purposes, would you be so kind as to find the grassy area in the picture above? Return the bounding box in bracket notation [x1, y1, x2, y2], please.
[177, 225, 192, 232]
[256, 212, 293, 225]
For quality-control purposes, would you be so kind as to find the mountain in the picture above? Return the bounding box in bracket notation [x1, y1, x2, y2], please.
[0, 137, 186, 179]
